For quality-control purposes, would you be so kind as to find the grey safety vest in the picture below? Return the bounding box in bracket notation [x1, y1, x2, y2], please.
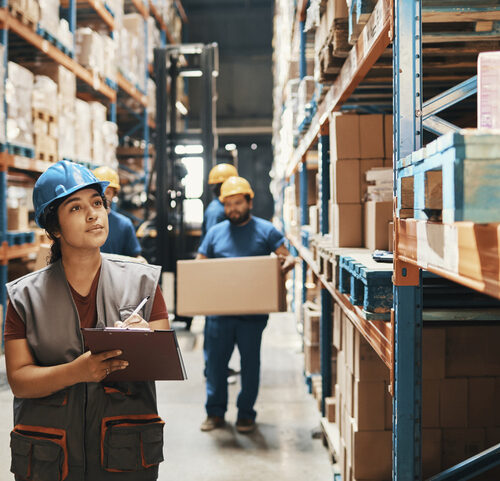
[6, 255, 164, 481]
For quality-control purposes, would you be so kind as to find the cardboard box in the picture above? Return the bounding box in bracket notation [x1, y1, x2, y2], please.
[330, 202, 363, 247]
[304, 305, 320, 344]
[304, 339, 320, 374]
[34, 243, 51, 271]
[422, 379, 440, 428]
[352, 430, 392, 480]
[333, 302, 343, 350]
[360, 159, 384, 200]
[388, 221, 394, 252]
[445, 325, 500, 377]
[330, 160, 361, 204]
[354, 380, 386, 431]
[7, 206, 29, 231]
[422, 429, 442, 479]
[468, 377, 495, 427]
[364, 201, 393, 251]
[354, 330, 390, 381]
[345, 369, 354, 415]
[325, 396, 336, 423]
[384, 114, 393, 162]
[330, 113, 360, 160]
[344, 314, 354, 374]
[440, 378, 468, 428]
[442, 428, 486, 471]
[423, 327, 446, 379]
[478, 51, 500, 129]
[176, 256, 286, 316]
[359, 115, 384, 159]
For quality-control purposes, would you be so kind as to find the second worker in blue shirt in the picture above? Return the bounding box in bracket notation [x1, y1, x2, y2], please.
[197, 176, 295, 434]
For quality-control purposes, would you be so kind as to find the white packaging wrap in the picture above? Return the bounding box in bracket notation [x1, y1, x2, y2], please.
[7, 62, 34, 146]
[74, 99, 92, 161]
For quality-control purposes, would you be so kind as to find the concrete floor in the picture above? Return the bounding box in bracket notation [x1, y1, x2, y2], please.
[0, 313, 333, 480]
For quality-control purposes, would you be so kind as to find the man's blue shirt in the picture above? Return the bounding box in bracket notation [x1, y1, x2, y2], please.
[101, 210, 142, 257]
[201, 198, 226, 242]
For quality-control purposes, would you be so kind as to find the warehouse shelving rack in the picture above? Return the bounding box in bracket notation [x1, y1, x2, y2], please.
[277, 0, 500, 479]
[0, 0, 187, 327]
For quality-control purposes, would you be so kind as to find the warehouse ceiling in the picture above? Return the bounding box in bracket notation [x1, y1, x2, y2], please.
[181, 0, 275, 219]
[182, 0, 274, 135]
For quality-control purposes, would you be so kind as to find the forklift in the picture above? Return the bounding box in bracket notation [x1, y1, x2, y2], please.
[146, 43, 219, 330]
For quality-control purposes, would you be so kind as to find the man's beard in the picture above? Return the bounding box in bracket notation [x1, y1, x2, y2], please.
[229, 209, 251, 225]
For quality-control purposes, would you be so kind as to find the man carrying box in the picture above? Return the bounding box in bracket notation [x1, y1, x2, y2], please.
[197, 176, 295, 433]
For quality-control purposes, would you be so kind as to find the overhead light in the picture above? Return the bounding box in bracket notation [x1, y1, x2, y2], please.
[225, 143, 237, 151]
[175, 144, 204, 155]
[179, 70, 203, 78]
[175, 101, 188, 116]
[251, 143, 257, 150]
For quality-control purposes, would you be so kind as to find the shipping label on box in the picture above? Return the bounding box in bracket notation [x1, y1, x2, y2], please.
[176, 256, 286, 316]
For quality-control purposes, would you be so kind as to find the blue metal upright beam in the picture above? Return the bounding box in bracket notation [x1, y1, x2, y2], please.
[318, 130, 330, 235]
[393, 0, 423, 480]
[299, 20, 306, 79]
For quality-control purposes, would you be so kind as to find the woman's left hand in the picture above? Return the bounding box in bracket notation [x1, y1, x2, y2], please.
[114, 313, 151, 330]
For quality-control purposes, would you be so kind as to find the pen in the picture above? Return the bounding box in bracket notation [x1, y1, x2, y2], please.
[129, 295, 150, 318]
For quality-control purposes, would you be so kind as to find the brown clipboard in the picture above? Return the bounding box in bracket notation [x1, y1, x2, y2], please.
[81, 328, 187, 382]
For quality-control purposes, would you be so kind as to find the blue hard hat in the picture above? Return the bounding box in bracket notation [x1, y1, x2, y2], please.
[33, 160, 110, 228]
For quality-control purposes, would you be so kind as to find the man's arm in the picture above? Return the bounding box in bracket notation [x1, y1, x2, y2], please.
[275, 244, 295, 274]
[196, 253, 207, 260]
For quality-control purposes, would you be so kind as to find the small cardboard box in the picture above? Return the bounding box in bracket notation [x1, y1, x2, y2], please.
[352, 429, 392, 480]
[330, 159, 361, 204]
[325, 396, 336, 423]
[304, 339, 320, 374]
[176, 256, 286, 316]
[354, 379, 386, 431]
[440, 378, 468, 428]
[364, 200, 393, 251]
[359, 114, 385, 159]
[354, 330, 390, 381]
[330, 202, 363, 247]
[384, 114, 393, 162]
[7, 207, 29, 231]
[330, 113, 360, 160]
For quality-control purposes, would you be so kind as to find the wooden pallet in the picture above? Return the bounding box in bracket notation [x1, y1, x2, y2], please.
[397, 129, 500, 223]
[32, 108, 57, 124]
[35, 150, 57, 162]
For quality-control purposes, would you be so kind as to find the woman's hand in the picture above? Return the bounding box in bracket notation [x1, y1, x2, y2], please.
[114, 313, 151, 330]
[72, 350, 128, 383]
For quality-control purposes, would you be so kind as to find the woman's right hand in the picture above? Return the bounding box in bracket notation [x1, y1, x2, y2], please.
[72, 350, 128, 383]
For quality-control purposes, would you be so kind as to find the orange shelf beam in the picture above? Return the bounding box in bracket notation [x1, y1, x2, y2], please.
[132, 0, 149, 18]
[148, 1, 174, 43]
[0, 9, 116, 102]
[1, 241, 39, 262]
[117, 72, 147, 107]
[174, 0, 188, 24]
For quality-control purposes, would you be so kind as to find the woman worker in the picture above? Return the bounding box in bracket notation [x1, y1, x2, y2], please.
[4, 160, 169, 481]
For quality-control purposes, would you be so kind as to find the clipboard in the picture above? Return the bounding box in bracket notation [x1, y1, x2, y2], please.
[81, 328, 187, 382]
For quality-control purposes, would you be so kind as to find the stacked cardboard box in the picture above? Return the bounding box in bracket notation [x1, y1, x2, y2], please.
[304, 301, 321, 374]
[121, 14, 146, 92]
[32, 75, 58, 162]
[75, 99, 92, 161]
[331, 302, 500, 480]
[7, 62, 34, 147]
[328, 113, 392, 248]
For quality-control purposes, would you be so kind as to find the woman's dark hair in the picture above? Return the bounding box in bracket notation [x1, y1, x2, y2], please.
[42, 189, 108, 264]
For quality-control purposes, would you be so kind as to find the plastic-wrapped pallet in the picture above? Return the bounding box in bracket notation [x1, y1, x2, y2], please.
[89, 102, 107, 165]
[123, 14, 146, 91]
[102, 121, 118, 169]
[32, 75, 57, 116]
[74, 99, 92, 161]
[6, 62, 34, 146]
[58, 19, 73, 53]
[32, 75, 58, 161]
[38, 0, 60, 38]
[103, 36, 117, 83]
[76, 28, 105, 77]
[58, 104, 75, 160]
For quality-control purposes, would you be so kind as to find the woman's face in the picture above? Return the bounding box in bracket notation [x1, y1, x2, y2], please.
[55, 188, 109, 251]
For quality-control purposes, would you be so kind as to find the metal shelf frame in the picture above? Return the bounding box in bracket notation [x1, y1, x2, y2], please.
[281, 0, 500, 479]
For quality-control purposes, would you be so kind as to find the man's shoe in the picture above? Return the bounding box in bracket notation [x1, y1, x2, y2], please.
[200, 416, 225, 432]
[227, 367, 240, 385]
[235, 418, 256, 434]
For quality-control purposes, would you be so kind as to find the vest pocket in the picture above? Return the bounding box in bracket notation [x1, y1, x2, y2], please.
[10, 426, 68, 481]
[101, 414, 165, 472]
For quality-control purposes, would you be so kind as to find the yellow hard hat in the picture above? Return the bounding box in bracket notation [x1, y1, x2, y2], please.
[219, 176, 254, 202]
[208, 163, 238, 185]
[92, 166, 120, 191]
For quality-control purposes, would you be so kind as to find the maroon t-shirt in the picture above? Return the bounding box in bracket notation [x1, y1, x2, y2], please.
[4, 268, 168, 341]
